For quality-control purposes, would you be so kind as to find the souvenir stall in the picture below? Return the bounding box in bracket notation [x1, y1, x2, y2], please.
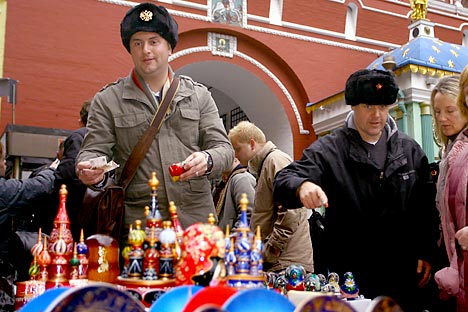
[16, 171, 388, 312]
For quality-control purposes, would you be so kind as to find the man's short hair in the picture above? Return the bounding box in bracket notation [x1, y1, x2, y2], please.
[228, 121, 266, 144]
[80, 99, 92, 126]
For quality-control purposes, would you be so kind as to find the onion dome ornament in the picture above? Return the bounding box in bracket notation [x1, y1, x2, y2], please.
[30, 228, 43, 258]
[143, 227, 160, 280]
[145, 172, 163, 240]
[48, 185, 73, 259]
[28, 256, 40, 280]
[226, 238, 237, 276]
[159, 220, 176, 279]
[169, 201, 184, 261]
[128, 220, 146, 278]
[47, 230, 70, 288]
[69, 243, 80, 280]
[76, 229, 89, 279]
[37, 236, 51, 282]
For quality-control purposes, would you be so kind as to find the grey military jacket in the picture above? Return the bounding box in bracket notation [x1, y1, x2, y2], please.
[77, 71, 234, 229]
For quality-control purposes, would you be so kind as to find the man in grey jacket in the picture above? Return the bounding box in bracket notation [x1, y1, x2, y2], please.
[215, 157, 256, 232]
[76, 3, 233, 232]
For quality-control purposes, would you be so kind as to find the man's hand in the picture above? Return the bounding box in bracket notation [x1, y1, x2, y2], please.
[417, 259, 432, 288]
[76, 160, 105, 185]
[297, 181, 329, 209]
[179, 152, 208, 181]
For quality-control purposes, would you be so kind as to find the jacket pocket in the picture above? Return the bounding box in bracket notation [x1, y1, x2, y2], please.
[113, 113, 147, 150]
[168, 107, 200, 147]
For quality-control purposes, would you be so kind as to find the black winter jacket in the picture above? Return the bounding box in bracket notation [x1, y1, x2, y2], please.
[274, 113, 439, 309]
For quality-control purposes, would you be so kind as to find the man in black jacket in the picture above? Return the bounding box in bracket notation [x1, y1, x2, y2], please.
[0, 142, 56, 310]
[273, 69, 440, 311]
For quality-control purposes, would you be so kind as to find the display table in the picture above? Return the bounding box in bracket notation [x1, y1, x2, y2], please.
[287, 290, 372, 312]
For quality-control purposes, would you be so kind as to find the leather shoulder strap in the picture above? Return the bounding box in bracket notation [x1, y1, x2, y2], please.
[118, 76, 180, 189]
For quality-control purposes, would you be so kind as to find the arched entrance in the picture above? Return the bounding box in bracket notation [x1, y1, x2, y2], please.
[170, 29, 314, 159]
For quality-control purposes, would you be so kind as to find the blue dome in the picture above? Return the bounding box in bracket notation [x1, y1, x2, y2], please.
[368, 36, 468, 73]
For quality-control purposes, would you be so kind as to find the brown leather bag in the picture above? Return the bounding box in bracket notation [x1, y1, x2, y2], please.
[80, 76, 180, 243]
[80, 179, 125, 241]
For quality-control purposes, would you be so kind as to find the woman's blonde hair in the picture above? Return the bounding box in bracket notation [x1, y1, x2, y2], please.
[456, 65, 468, 121]
[430, 74, 461, 148]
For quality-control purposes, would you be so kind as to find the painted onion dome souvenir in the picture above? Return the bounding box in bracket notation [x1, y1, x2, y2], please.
[31, 228, 43, 257]
[169, 201, 184, 261]
[76, 229, 89, 279]
[69, 243, 80, 280]
[225, 193, 265, 289]
[47, 230, 70, 288]
[146, 172, 163, 239]
[48, 185, 73, 259]
[37, 236, 51, 282]
[28, 256, 40, 280]
[128, 220, 146, 279]
[159, 220, 176, 280]
[249, 226, 264, 276]
[143, 227, 160, 281]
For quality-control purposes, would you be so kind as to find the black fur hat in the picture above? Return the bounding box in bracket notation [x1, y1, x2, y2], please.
[120, 3, 178, 53]
[345, 69, 399, 106]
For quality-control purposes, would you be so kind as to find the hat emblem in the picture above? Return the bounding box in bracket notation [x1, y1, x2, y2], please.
[375, 83, 383, 90]
[139, 10, 153, 22]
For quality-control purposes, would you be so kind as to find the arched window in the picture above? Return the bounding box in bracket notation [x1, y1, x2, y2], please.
[345, 3, 358, 40]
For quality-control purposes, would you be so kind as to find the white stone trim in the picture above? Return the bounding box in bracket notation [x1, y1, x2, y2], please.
[170, 46, 310, 134]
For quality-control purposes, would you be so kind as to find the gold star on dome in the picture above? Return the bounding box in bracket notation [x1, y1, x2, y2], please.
[428, 56, 436, 64]
[450, 49, 459, 57]
[140, 10, 153, 22]
[403, 48, 410, 57]
[432, 46, 440, 53]
[448, 60, 455, 68]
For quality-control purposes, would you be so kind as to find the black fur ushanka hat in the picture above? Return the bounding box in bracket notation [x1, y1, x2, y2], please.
[345, 69, 399, 106]
[120, 2, 178, 53]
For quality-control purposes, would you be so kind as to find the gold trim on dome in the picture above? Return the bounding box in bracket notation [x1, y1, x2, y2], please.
[140, 10, 153, 22]
[405, 64, 454, 77]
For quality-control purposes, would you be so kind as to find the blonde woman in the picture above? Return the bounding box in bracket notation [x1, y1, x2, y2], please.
[432, 72, 468, 312]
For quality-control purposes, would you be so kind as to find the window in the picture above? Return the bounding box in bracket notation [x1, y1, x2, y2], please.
[345, 3, 358, 40]
[230, 107, 249, 127]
